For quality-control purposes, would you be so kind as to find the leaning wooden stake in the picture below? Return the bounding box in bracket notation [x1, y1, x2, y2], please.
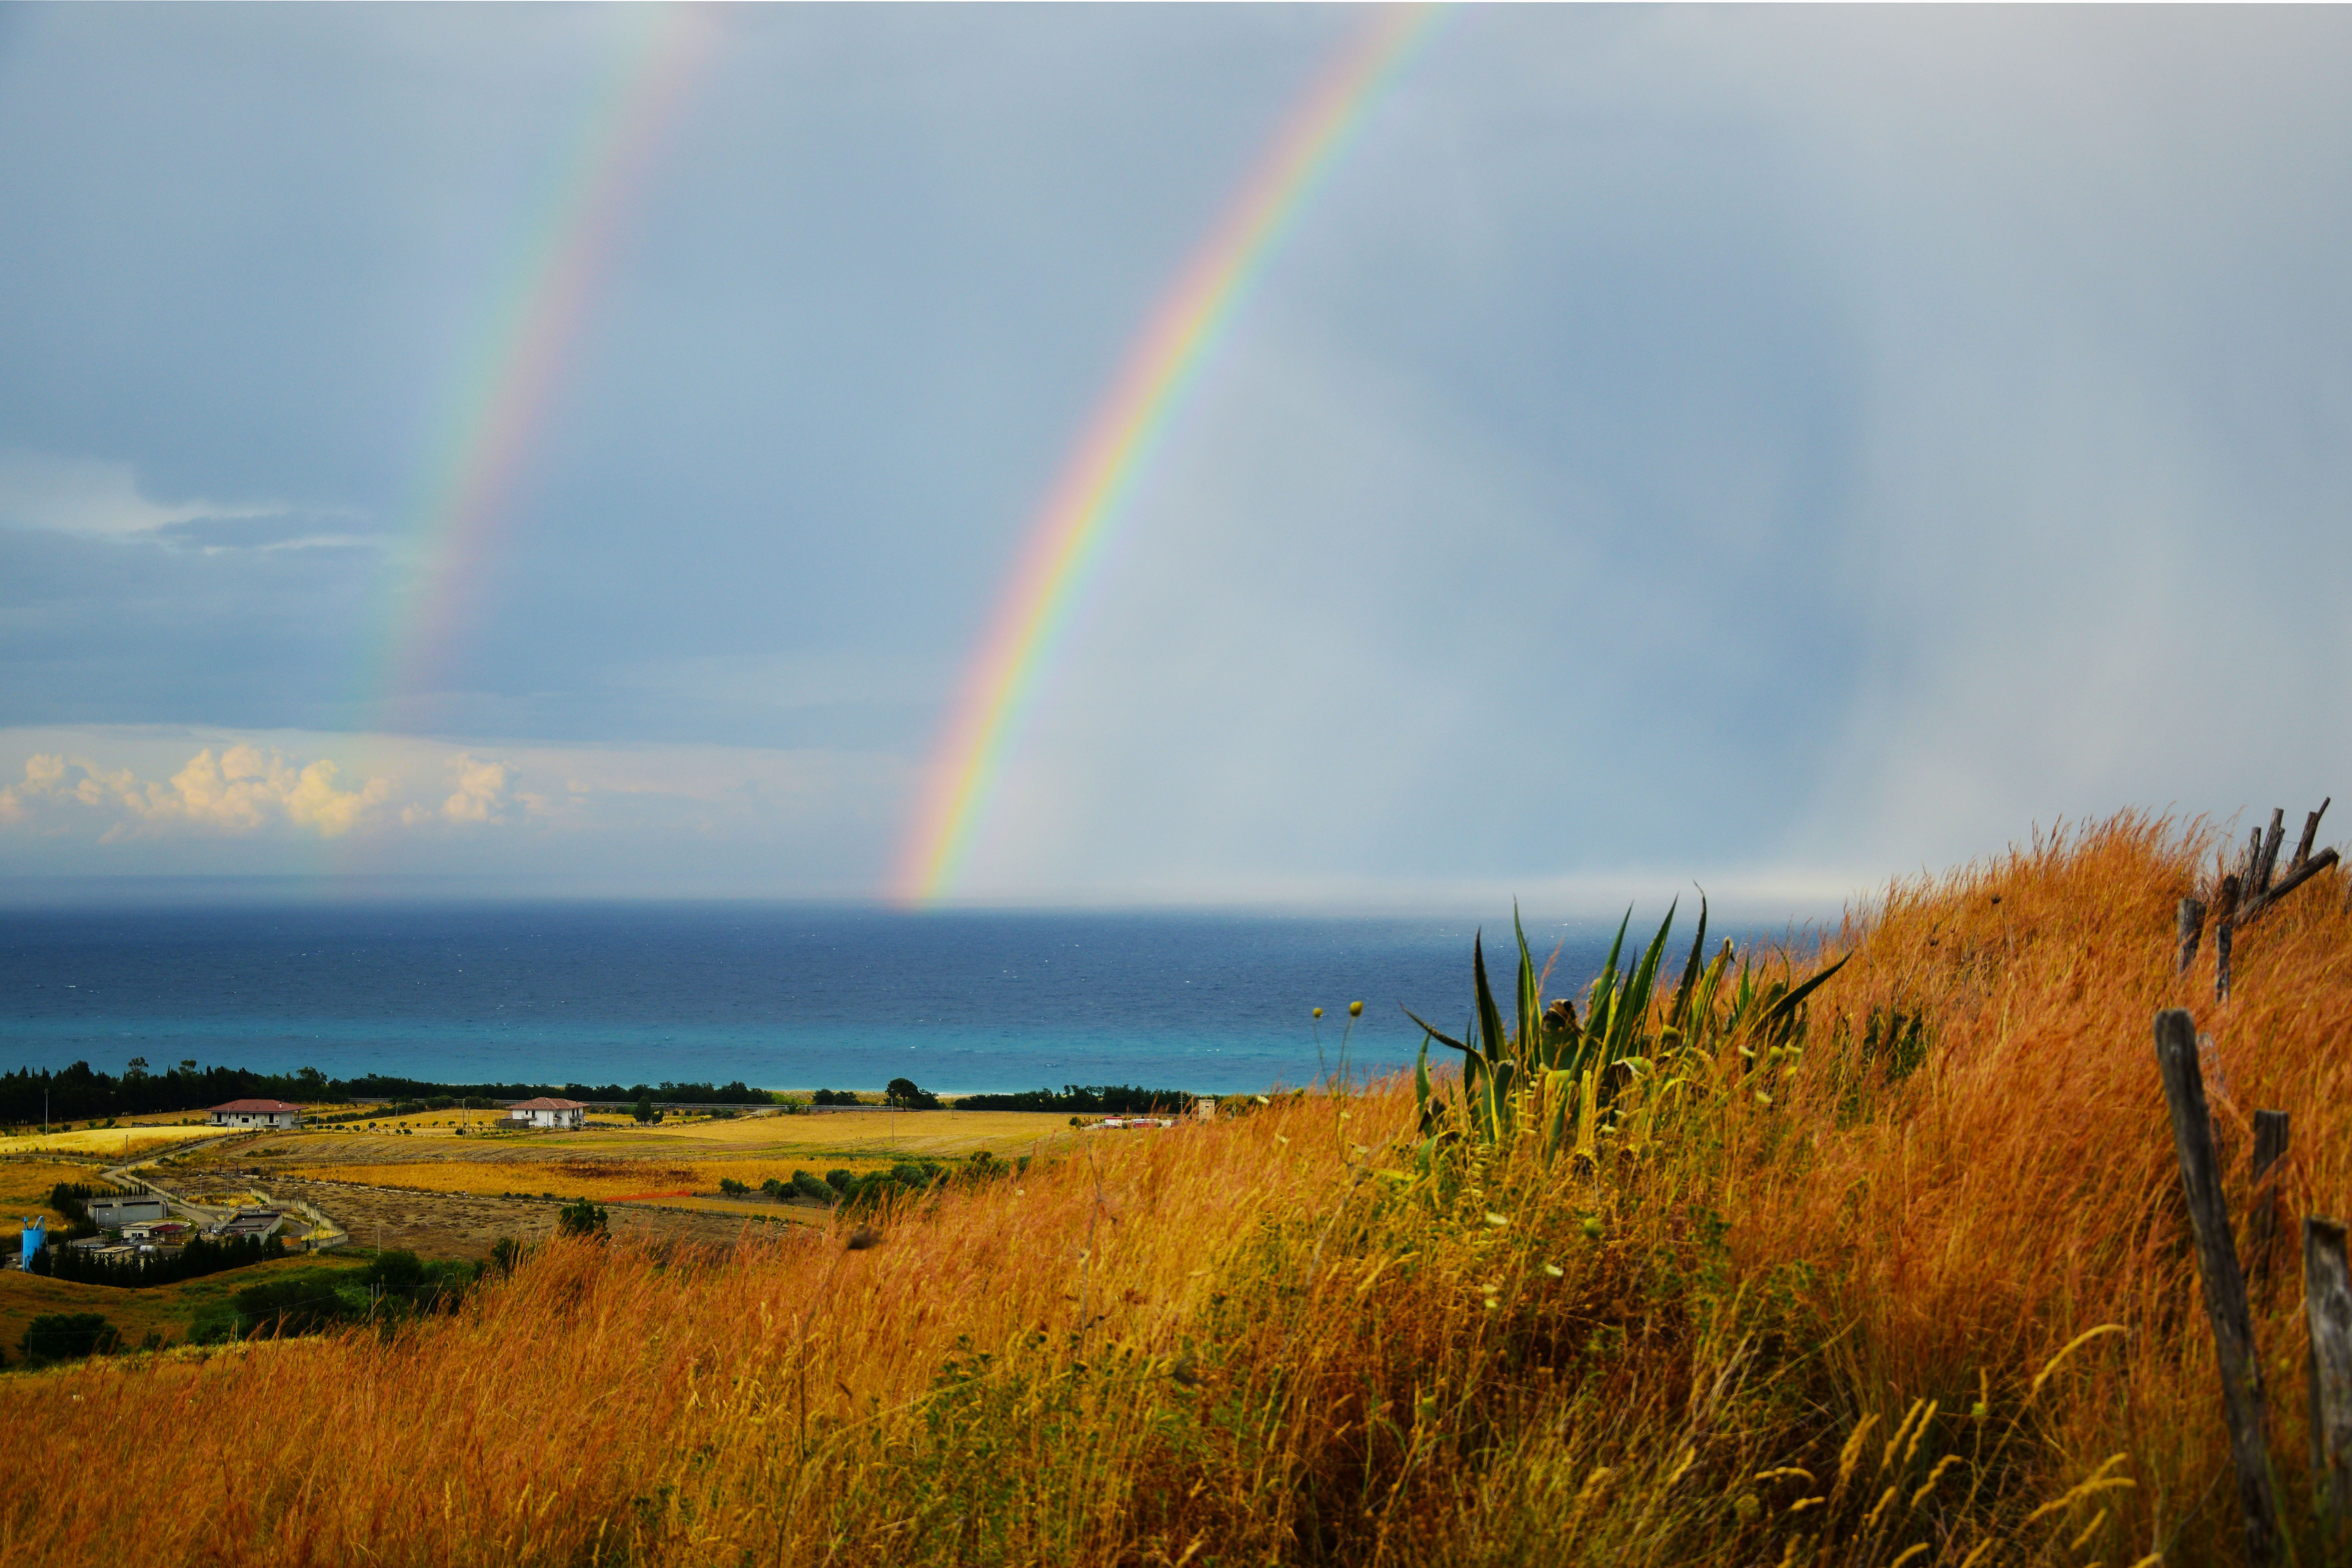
[2309, 1218, 2352, 1560]
[2241, 848, 2343, 931]
[2154, 1008, 2281, 1565]
[2217, 875, 2242, 1002]
[2248, 1110, 2289, 1292]
[2294, 798, 2332, 875]
[2256, 808, 2288, 895]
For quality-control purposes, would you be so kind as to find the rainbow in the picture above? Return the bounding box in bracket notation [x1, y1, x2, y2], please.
[371, 7, 711, 731]
[895, 4, 1445, 904]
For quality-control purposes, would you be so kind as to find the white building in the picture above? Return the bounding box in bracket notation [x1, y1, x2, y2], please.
[207, 1098, 306, 1130]
[87, 1194, 167, 1229]
[506, 1096, 587, 1130]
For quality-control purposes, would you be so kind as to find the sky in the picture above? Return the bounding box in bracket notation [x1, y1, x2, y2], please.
[1, 3, 2348, 914]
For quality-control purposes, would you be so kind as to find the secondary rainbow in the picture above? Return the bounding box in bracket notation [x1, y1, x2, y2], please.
[370, 8, 710, 732]
[896, 5, 1445, 904]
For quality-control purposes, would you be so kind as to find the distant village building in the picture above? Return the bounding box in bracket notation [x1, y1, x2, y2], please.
[87, 1195, 167, 1230]
[506, 1097, 587, 1130]
[208, 1098, 307, 1130]
[214, 1208, 285, 1242]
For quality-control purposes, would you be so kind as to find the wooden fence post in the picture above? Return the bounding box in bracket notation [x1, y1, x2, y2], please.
[2249, 1110, 2289, 1292]
[2154, 1008, 2281, 1565]
[2293, 798, 2331, 875]
[2311, 1218, 2352, 1561]
[2217, 875, 2242, 1002]
[2179, 897, 2207, 976]
[2257, 808, 2287, 895]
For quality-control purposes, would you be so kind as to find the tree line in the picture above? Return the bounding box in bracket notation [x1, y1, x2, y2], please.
[0, 1062, 782, 1124]
[4, 1062, 1204, 1124]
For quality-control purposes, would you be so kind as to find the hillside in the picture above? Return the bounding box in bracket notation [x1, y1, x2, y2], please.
[0, 813, 2343, 1566]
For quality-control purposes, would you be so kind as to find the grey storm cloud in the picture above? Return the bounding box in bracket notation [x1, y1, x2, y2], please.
[1, 5, 2347, 907]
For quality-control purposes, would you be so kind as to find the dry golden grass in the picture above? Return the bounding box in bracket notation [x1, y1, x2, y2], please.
[2, 814, 2344, 1566]
[0, 1124, 222, 1159]
[645, 1107, 1081, 1158]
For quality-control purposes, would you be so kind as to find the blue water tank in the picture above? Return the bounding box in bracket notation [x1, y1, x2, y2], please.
[19, 1218, 44, 1269]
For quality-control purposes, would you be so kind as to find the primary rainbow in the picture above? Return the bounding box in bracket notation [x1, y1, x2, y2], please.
[895, 4, 1444, 904]
[371, 7, 710, 732]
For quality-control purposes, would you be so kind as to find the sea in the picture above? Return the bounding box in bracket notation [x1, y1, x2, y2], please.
[0, 904, 1648, 1098]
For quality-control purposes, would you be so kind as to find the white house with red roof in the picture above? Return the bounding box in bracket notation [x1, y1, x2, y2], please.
[207, 1098, 307, 1130]
[506, 1096, 586, 1130]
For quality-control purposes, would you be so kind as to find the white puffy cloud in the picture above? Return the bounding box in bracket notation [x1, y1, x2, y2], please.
[1, 743, 396, 839]
[399, 752, 538, 826]
[0, 727, 904, 896]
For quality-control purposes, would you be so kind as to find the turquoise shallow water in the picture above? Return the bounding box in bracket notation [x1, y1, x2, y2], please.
[0, 903, 1626, 1096]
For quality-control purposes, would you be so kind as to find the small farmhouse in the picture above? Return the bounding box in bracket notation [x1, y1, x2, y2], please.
[208, 1098, 307, 1130]
[507, 1096, 587, 1130]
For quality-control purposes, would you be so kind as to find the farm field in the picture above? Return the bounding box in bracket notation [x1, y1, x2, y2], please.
[255, 1175, 810, 1261]
[0, 1123, 226, 1159]
[182, 1106, 1078, 1182]
[0, 1160, 124, 1230]
[149, 1106, 1081, 1256]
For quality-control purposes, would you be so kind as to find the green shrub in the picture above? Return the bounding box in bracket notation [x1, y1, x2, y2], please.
[187, 1312, 238, 1346]
[719, 1177, 749, 1197]
[790, 1170, 834, 1204]
[233, 1277, 350, 1338]
[557, 1198, 608, 1239]
[21, 1312, 116, 1361]
[363, 1249, 426, 1293]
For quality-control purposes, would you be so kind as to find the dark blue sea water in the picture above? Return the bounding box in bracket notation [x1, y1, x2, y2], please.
[0, 904, 1641, 1096]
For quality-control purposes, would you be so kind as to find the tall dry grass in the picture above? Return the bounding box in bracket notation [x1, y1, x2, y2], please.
[1, 813, 2344, 1566]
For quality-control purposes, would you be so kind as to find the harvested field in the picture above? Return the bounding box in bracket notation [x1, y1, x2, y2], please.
[0, 1159, 127, 1230]
[0, 1159, 120, 1207]
[258, 1176, 817, 1261]
[276, 1158, 880, 1203]
[187, 1108, 1078, 1178]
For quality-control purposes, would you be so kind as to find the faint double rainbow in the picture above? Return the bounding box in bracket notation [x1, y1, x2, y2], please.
[895, 5, 1446, 905]
[367, 7, 712, 735]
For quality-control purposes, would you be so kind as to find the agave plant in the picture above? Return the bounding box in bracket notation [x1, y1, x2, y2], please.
[1404, 899, 1848, 1164]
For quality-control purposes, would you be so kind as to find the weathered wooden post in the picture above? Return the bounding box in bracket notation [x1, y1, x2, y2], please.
[2256, 809, 2287, 895]
[2311, 1218, 2352, 1561]
[2217, 875, 2242, 1002]
[2179, 897, 2207, 976]
[2293, 799, 2331, 874]
[2154, 1008, 2280, 1565]
[2248, 1110, 2289, 1292]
